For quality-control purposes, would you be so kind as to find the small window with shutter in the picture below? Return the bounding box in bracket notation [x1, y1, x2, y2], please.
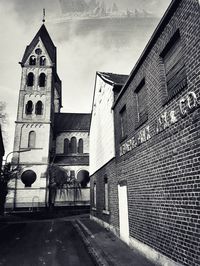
[161, 30, 187, 101]
[135, 78, 148, 128]
[119, 105, 127, 141]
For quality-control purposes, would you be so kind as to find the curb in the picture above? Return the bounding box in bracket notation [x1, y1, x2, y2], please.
[73, 219, 110, 266]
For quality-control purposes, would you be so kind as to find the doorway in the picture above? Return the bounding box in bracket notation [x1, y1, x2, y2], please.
[118, 182, 129, 244]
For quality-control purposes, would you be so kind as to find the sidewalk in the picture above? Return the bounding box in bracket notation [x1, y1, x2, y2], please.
[75, 217, 156, 266]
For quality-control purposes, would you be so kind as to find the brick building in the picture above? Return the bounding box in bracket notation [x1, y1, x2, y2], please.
[90, 0, 200, 266]
[7, 24, 90, 209]
[90, 72, 128, 223]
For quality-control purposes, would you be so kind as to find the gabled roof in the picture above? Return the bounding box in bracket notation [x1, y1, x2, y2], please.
[0, 125, 5, 157]
[21, 24, 56, 65]
[54, 113, 91, 133]
[97, 72, 129, 86]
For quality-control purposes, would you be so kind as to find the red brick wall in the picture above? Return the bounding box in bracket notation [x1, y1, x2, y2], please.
[113, 0, 200, 265]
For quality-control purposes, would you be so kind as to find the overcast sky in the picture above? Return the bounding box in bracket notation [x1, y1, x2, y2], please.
[0, 0, 171, 155]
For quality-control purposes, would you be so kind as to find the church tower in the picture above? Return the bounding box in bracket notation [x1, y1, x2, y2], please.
[11, 24, 62, 209]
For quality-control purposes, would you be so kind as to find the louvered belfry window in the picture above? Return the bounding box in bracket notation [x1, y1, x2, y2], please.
[35, 101, 43, 115]
[161, 30, 187, 100]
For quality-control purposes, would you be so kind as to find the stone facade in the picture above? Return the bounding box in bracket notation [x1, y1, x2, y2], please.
[8, 24, 91, 209]
[90, 1, 200, 266]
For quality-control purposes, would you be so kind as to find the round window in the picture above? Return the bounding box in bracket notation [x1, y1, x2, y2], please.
[21, 170, 37, 187]
[35, 48, 42, 55]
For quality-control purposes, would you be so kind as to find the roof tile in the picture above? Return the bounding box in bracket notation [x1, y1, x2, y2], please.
[54, 113, 91, 133]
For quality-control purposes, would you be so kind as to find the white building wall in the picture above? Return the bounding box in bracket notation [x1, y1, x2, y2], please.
[14, 123, 50, 164]
[6, 164, 48, 208]
[90, 75, 115, 175]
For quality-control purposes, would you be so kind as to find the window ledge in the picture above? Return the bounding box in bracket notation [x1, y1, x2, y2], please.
[135, 113, 148, 130]
[120, 134, 128, 143]
[102, 210, 110, 215]
[162, 79, 187, 106]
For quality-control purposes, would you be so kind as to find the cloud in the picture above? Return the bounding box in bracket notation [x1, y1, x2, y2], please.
[0, 0, 171, 155]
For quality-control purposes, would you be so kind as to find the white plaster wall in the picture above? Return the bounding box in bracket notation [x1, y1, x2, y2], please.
[18, 123, 50, 163]
[6, 164, 48, 208]
[90, 76, 115, 175]
[56, 132, 89, 154]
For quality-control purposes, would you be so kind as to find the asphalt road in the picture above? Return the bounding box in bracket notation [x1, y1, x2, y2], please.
[0, 220, 94, 266]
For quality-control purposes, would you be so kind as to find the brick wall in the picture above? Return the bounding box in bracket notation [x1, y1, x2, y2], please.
[90, 158, 119, 229]
[113, 0, 200, 265]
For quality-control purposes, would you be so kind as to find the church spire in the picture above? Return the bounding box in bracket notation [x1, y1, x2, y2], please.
[42, 8, 45, 23]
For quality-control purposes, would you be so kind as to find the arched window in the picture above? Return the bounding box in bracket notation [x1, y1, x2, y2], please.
[78, 139, 83, 153]
[35, 101, 43, 115]
[28, 131, 36, 148]
[29, 55, 36, 66]
[71, 137, 77, 153]
[27, 72, 34, 87]
[26, 100, 33, 115]
[64, 138, 69, 154]
[77, 170, 90, 188]
[39, 73, 46, 87]
[40, 56, 46, 66]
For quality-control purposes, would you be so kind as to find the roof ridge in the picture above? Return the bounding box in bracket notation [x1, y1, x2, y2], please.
[98, 71, 128, 77]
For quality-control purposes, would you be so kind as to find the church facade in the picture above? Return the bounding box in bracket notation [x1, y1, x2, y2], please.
[7, 24, 90, 210]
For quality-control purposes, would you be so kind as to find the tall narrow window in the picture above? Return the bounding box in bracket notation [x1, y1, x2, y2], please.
[29, 56, 36, 66]
[64, 138, 69, 154]
[26, 101, 33, 115]
[104, 176, 109, 211]
[135, 79, 148, 126]
[71, 137, 77, 153]
[119, 105, 127, 140]
[35, 101, 43, 115]
[28, 131, 36, 148]
[93, 182, 96, 208]
[39, 73, 46, 87]
[78, 139, 83, 153]
[27, 72, 34, 87]
[161, 30, 186, 100]
[40, 56, 46, 66]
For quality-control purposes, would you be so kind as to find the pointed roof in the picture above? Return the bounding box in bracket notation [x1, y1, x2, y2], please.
[21, 24, 56, 65]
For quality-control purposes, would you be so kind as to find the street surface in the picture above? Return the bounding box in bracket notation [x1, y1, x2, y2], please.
[0, 220, 94, 266]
